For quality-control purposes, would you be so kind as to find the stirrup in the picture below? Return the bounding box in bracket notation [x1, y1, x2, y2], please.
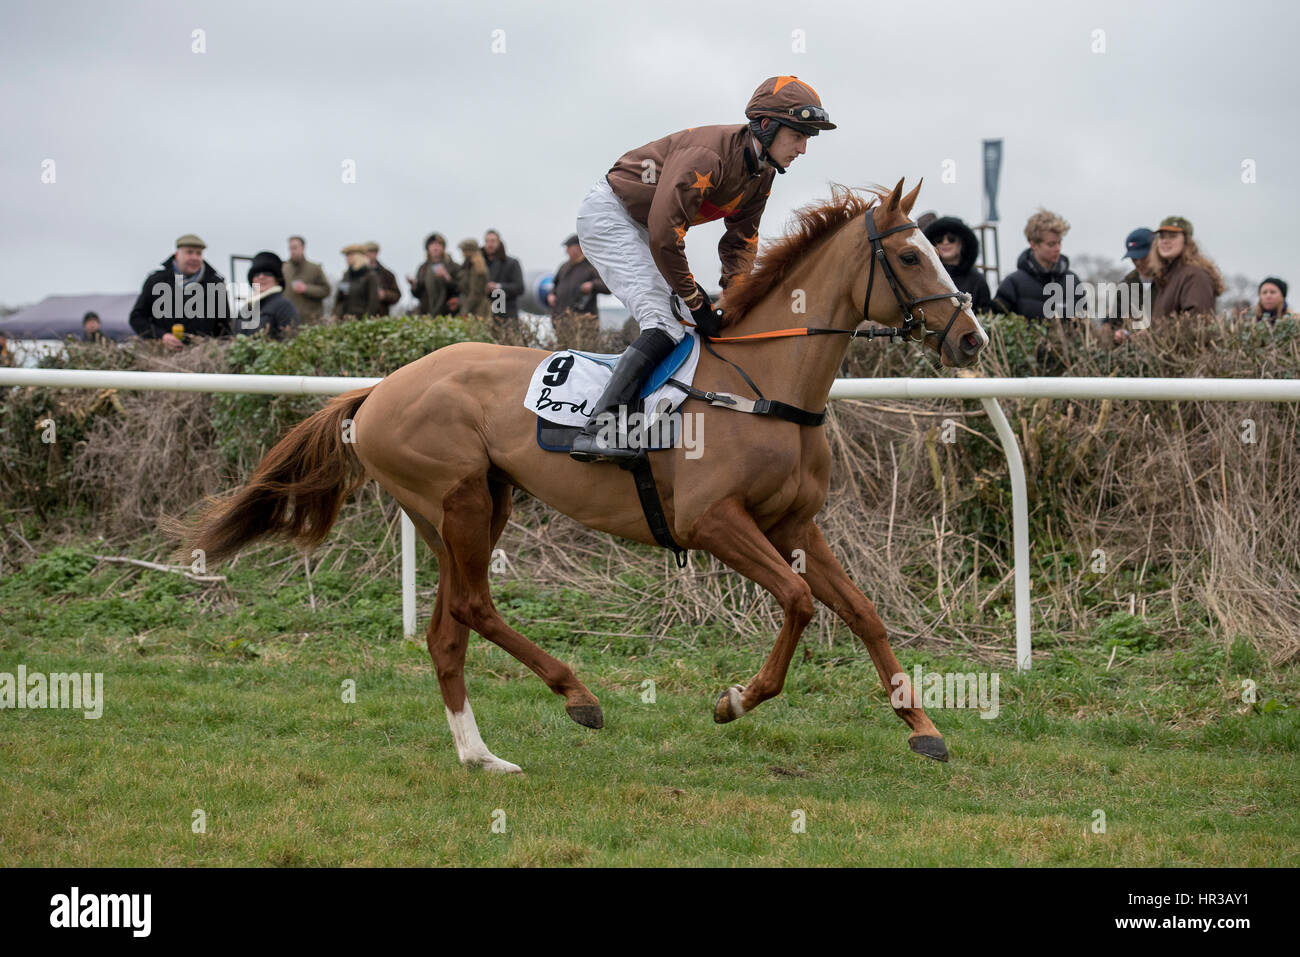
[570, 417, 643, 463]
[568, 328, 675, 464]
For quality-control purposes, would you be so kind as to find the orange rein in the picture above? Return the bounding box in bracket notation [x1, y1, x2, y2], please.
[681, 320, 836, 343]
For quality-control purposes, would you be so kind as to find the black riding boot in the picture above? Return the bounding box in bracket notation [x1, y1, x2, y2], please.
[570, 328, 677, 463]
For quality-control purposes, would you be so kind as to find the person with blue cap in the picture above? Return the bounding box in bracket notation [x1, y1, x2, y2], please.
[1106, 227, 1158, 343]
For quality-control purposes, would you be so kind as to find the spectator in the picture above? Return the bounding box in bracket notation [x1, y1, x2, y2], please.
[1149, 216, 1224, 321]
[1248, 277, 1297, 323]
[923, 216, 992, 313]
[993, 209, 1083, 320]
[333, 244, 381, 321]
[549, 233, 610, 347]
[409, 232, 461, 316]
[283, 236, 330, 323]
[483, 229, 525, 335]
[244, 252, 298, 340]
[81, 311, 110, 345]
[456, 238, 490, 318]
[364, 242, 401, 316]
[128, 234, 232, 349]
[1105, 227, 1158, 343]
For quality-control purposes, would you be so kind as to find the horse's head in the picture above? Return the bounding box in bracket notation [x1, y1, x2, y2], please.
[862, 178, 988, 367]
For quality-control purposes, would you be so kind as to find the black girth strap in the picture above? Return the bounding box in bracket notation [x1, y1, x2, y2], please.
[752, 398, 826, 427]
[667, 378, 826, 426]
[619, 452, 688, 568]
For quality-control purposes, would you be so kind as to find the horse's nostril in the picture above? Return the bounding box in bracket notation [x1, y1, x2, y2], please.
[961, 332, 982, 354]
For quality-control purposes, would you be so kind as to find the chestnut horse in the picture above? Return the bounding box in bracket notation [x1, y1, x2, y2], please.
[185, 179, 987, 772]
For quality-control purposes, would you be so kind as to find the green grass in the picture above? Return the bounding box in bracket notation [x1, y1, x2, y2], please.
[1, 543, 1297, 866]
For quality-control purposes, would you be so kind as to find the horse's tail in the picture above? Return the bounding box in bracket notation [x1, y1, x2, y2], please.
[184, 387, 374, 564]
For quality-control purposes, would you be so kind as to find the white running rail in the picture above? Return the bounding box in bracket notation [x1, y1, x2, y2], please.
[7, 367, 1300, 669]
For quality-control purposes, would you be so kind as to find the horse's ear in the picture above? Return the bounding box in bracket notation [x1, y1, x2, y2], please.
[886, 177, 905, 212]
[901, 178, 923, 216]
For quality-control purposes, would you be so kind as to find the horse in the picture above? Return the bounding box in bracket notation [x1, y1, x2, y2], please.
[184, 178, 988, 773]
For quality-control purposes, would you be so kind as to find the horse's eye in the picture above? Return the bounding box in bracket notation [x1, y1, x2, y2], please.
[900, 252, 920, 265]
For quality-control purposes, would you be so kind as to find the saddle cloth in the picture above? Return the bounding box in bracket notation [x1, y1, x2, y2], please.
[524, 331, 701, 452]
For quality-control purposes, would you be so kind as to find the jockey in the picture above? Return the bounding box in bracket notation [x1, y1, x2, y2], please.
[569, 76, 836, 463]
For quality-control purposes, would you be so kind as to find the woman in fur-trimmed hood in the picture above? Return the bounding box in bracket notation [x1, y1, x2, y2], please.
[923, 216, 992, 313]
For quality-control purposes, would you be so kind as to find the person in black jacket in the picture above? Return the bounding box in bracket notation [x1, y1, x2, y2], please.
[923, 216, 992, 313]
[548, 234, 610, 348]
[81, 312, 111, 345]
[128, 234, 232, 348]
[993, 209, 1084, 321]
[482, 229, 525, 339]
[243, 251, 298, 340]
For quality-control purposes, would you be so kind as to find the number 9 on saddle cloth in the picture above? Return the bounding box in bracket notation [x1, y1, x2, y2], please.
[525, 329, 701, 454]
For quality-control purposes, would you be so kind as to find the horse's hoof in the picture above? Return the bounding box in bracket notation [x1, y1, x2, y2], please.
[909, 734, 949, 762]
[473, 756, 524, 774]
[566, 703, 604, 729]
[713, 685, 746, 724]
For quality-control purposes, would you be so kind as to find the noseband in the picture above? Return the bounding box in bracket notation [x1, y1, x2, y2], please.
[863, 212, 969, 353]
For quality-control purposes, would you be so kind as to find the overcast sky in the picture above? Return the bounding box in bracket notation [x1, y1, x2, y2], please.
[1, 0, 1295, 306]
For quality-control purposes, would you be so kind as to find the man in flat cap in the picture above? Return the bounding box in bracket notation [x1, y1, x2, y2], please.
[364, 242, 401, 316]
[284, 235, 331, 324]
[128, 233, 232, 348]
[548, 233, 609, 349]
[333, 244, 382, 321]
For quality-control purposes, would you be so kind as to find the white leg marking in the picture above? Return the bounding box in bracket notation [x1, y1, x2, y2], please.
[445, 701, 522, 774]
[728, 685, 746, 718]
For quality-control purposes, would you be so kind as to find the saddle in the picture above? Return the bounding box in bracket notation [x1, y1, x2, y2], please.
[525, 332, 699, 453]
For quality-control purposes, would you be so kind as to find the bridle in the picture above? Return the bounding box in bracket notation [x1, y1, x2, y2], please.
[692, 205, 972, 355]
[862, 210, 970, 354]
[660, 204, 980, 445]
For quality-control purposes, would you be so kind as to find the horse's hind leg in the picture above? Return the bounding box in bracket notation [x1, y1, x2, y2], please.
[410, 502, 521, 773]
[441, 475, 604, 729]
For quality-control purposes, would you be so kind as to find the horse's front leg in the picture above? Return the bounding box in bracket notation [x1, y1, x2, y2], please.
[689, 499, 815, 722]
[773, 521, 947, 761]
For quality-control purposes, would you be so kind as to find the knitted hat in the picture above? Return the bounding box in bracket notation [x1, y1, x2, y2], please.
[1260, 276, 1288, 299]
[176, 233, 206, 249]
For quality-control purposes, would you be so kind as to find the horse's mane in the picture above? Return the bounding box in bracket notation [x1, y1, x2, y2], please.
[722, 184, 886, 327]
